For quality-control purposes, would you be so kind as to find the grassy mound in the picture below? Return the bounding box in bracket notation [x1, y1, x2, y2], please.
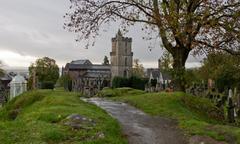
[110, 90, 240, 143]
[97, 87, 145, 97]
[0, 90, 127, 144]
[0, 91, 46, 120]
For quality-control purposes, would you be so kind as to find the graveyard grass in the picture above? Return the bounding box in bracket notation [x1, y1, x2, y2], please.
[102, 88, 240, 143]
[0, 89, 127, 144]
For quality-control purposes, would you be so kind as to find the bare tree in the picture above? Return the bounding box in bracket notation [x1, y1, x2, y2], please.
[132, 59, 145, 78]
[160, 50, 173, 72]
[64, 0, 240, 91]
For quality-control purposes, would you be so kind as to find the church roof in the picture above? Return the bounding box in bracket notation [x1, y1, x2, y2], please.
[70, 59, 92, 65]
[66, 63, 110, 71]
[64, 59, 111, 72]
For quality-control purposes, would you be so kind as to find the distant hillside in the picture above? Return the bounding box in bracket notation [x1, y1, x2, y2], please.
[4, 67, 28, 73]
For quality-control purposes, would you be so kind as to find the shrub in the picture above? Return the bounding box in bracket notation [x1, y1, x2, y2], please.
[59, 74, 73, 91]
[129, 76, 148, 90]
[27, 76, 34, 90]
[112, 76, 148, 90]
[41, 81, 55, 89]
[112, 77, 130, 88]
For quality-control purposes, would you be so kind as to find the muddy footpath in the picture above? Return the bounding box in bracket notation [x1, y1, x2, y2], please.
[82, 98, 188, 144]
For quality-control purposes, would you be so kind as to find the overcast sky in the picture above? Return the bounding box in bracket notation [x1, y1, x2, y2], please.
[0, 0, 202, 69]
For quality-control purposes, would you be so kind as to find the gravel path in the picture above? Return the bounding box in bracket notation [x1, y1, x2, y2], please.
[82, 98, 188, 144]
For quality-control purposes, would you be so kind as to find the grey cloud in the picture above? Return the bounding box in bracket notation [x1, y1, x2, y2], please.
[0, 0, 202, 68]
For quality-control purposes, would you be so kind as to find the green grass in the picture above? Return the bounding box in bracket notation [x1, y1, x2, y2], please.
[107, 88, 240, 143]
[97, 87, 146, 97]
[0, 90, 127, 144]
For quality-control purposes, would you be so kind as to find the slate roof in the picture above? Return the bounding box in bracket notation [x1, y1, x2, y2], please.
[146, 68, 159, 77]
[65, 59, 111, 71]
[151, 70, 160, 79]
[70, 60, 92, 65]
[66, 64, 110, 71]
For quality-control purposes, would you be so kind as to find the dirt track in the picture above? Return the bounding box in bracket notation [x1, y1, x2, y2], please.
[83, 98, 188, 144]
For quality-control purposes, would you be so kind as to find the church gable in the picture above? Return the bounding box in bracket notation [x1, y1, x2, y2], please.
[71, 59, 92, 65]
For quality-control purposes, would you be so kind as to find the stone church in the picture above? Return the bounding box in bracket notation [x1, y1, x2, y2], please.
[62, 30, 133, 95]
[111, 30, 133, 78]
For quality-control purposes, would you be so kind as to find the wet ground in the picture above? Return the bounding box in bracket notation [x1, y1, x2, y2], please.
[82, 98, 188, 144]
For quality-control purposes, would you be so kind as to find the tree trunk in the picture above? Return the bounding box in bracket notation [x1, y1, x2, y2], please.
[171, 48, 190, 92]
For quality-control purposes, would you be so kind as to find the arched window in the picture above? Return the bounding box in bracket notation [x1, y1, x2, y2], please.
[125, 57, 127, 66]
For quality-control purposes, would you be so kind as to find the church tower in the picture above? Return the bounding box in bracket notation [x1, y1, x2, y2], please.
[110, 30, 133, 78]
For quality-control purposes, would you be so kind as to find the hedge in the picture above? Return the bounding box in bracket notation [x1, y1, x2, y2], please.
[41, 81, 55, 89]
[112, 76, 148, 90]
